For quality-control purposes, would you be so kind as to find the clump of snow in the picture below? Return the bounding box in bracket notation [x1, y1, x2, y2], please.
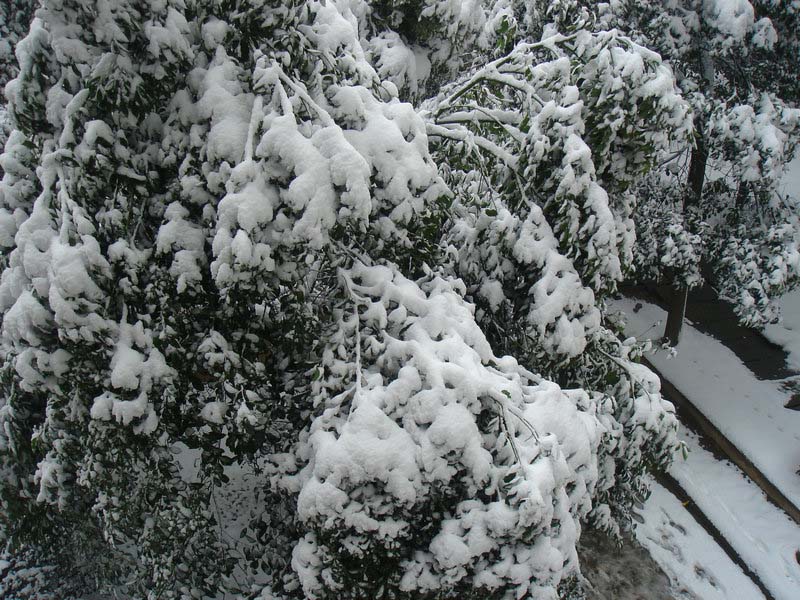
[200, 17, 228, 50]
[156, 202, 206, 293]
[366, 32, 430, 97]
[200, 401, 228, 425]
[751, 17, 777, 50]
[703, 0, 755, 44]
[89, 321, 173, 435]
[197, 47, 254, 165]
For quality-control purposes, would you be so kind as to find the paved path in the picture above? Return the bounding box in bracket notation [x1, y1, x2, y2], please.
[648, 357, 800, 524]
[623, 284, 800, 406]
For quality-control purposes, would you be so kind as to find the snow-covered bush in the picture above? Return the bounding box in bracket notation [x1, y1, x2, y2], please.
[0, 1, 679, 598]
[275, 263, 608, 599]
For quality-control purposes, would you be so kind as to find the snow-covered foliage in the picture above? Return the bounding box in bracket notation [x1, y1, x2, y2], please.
[354, 0, 490, 101]
[0, 0, 37, 160]
[0, 0, 36, 89]
[0, 1, 680, 598]
[603, 0, 800, 325]
[425, 23, 691, 363]
[633, 173, 705, 288]
[277, 263, 608, 598]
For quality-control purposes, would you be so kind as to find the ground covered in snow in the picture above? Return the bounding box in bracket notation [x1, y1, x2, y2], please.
[671, 429, 800, 600]
[636, 482, 765, 600]
[612, 297, 800, 509]
[611, 291, 800, 600]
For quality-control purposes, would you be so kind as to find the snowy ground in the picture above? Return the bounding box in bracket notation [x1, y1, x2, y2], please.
[635, 482, 765, 600]
[671, 429, 800, 600]
[612, 297, 800, 509]
[611, 292, 800, 600]
[764, 287, 800, 371]
[581, 469, 779, 600]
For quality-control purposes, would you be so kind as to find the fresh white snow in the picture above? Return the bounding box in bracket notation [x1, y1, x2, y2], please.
[671, 428, 800, 600]
[612, 297, 800, 509]
[636, 481, 766, 600]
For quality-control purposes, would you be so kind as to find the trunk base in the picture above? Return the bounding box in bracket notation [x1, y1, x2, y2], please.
[664, 286, 688, 346]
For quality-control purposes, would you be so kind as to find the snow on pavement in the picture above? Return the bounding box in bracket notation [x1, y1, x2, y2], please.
[671, 428, 800, 600]
[764, 287, 800, 372]
[636, 481, 765, 600]
[612, 297, 800, 509]
[767, 157, 800, 367]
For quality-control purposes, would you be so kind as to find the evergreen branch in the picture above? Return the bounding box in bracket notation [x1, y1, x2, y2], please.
[426, 122, 518, 168]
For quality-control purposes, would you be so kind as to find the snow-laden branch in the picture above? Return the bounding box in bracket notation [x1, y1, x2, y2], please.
[425, 122, 518, 168]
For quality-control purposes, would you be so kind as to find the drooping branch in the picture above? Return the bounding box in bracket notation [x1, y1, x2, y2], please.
[425, 122, 518, 168]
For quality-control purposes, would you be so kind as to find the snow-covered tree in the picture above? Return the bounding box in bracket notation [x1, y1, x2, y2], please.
[0, 1, 680, 598]
[419, 0, 686, 539]
[0, 0, 38, 161]
[601, 0, 800, 336]
[0, 0, 36, 89]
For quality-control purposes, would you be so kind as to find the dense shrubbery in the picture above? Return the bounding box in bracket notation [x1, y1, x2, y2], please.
[0, 0, 794, 598]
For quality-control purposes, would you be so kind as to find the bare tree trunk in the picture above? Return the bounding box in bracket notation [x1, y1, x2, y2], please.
[664, 125, 707, 346]
[664, 286, 688, 346]
[686, 130, 707, 208]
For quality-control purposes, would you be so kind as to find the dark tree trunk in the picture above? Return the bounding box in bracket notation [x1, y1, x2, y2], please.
[664, 126, 707, 346]
[685, 130, 707, 208]
[664, 286, 688, 346]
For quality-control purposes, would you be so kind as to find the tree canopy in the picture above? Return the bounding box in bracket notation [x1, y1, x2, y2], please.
[605, 0, 800, 326]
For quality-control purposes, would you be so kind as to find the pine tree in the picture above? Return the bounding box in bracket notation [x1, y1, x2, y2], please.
[0, 1, 681, 598]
